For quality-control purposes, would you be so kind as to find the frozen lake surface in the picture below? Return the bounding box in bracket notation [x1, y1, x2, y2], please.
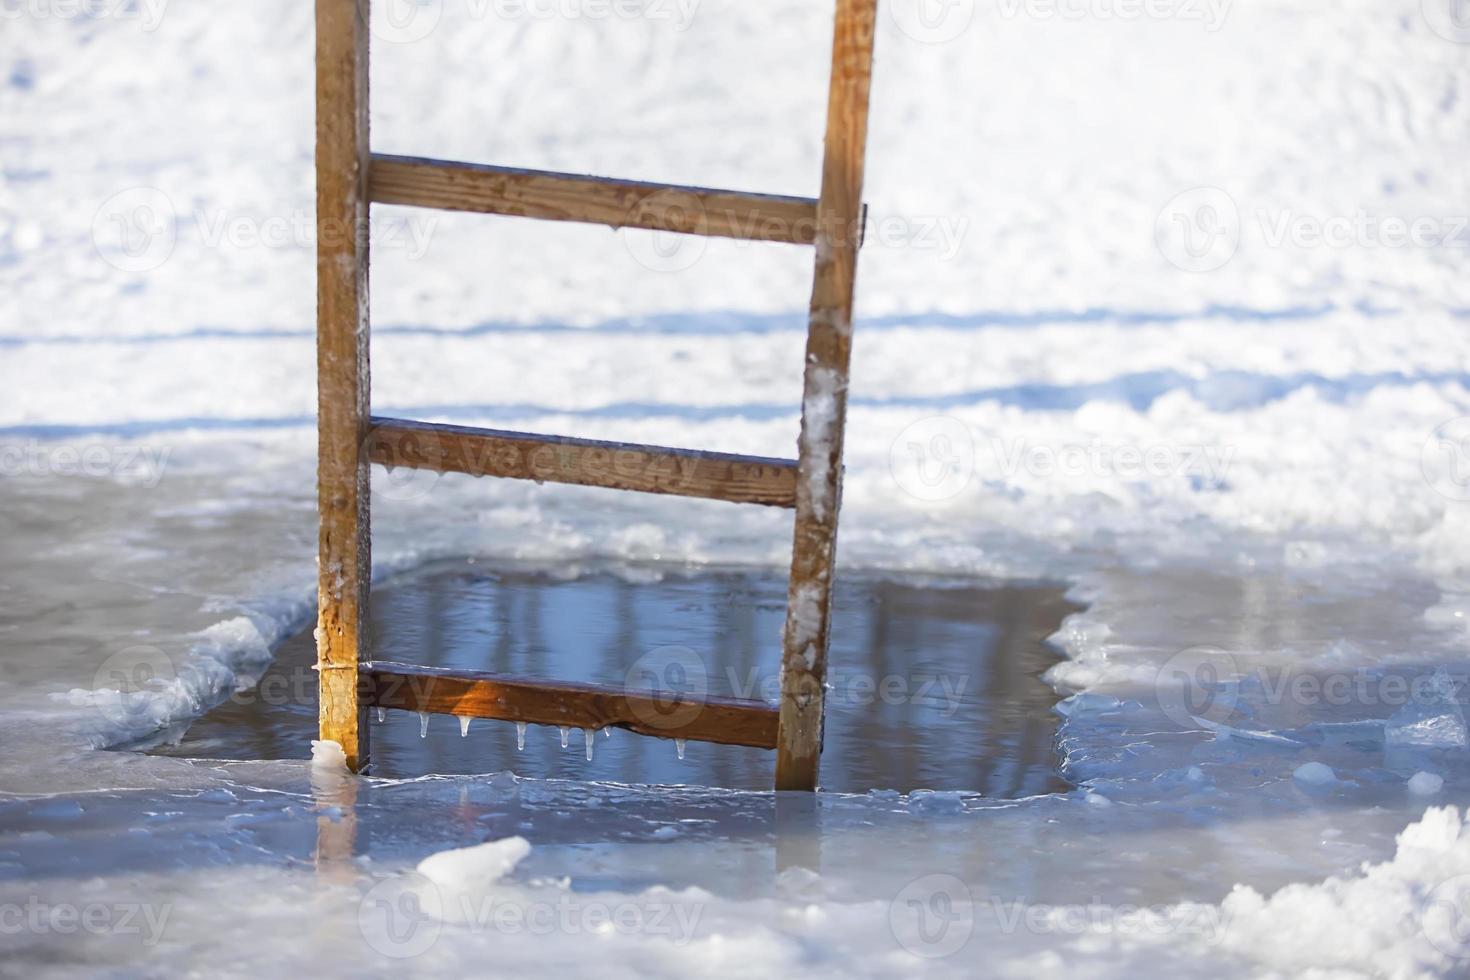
[7, 0, 1470, 974]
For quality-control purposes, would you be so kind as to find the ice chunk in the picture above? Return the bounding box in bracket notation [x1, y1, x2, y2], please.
[1195, 715, 1305, 746]
[417, 836, 531, 892]
[910, 789, 967, 813]
[1385, 668, 1468, 749]
[1293, 762, 1336, 785]
[1055, 692, 1122, 717]
[309, 739, 346, 772]
[1408, 771, 1444, 795]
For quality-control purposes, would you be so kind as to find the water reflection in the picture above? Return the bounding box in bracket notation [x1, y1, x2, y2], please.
[151, 561, 1076, 796]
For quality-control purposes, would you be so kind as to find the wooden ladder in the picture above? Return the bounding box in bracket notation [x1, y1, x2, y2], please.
[314, 0, 877, 791]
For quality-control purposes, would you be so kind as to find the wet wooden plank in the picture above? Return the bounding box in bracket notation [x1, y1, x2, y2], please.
[367, 417, 799, 507]
[363, 662, 780, 750]
[370, 153, 822, 245]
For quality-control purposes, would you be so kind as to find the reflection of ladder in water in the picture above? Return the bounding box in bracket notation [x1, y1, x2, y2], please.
[314, 0, 877, 791]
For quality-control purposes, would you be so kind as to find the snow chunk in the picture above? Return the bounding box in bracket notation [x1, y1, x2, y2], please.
[1293, 762, 1336, 786]
[1409, 772, 1445, 796]
[1210, 807, 1470, 976]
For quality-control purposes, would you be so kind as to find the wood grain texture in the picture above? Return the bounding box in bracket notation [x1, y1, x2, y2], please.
[315, 0, 371, 772]
[370, 153, 822, 245]
[363, 662, 780, 749]
[775, 0, 877, 791]
[367, 416, 799, 507]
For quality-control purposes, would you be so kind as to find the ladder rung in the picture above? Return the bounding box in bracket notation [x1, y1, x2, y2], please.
[367, 417, 799, 507]
[363, 662, 779, 749]
[369, 153, 822, 245]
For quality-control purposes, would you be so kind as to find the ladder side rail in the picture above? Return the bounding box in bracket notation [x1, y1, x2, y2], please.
[775, 0, 878, 792]
[315, 0, 373, 773]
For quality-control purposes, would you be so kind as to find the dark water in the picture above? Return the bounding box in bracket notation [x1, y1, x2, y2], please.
[149, 561, 1077, 796]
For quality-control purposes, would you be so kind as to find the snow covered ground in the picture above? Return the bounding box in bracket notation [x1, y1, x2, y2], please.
[5, 0, 1470, 975]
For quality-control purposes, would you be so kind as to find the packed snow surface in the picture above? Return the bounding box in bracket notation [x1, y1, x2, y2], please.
[4, 0, 1470, 976]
